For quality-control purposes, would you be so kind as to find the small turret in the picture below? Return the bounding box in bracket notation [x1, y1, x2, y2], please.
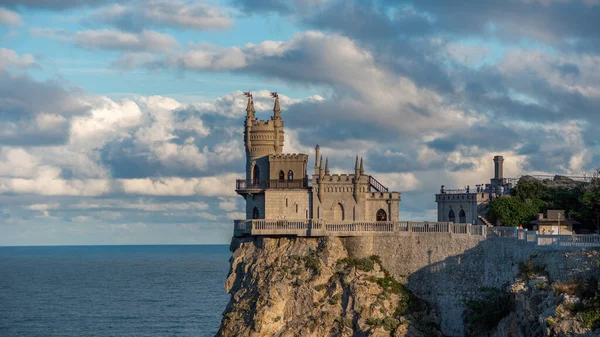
[325, 157, 330, 175]
[354, 155, 359, 178]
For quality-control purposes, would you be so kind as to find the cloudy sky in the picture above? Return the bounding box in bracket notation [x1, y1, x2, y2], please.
[1, 0, 599, 245]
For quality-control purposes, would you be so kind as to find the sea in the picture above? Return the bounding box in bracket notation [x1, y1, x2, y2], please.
[0, 245, 232, 337]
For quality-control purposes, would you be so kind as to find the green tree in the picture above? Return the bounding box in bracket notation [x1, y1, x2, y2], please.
[489, 196, 540, 227]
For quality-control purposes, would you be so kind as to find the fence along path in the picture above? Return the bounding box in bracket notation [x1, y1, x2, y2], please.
[233, 220, 600, 248]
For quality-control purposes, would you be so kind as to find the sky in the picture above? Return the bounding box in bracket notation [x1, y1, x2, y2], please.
[1, 0, 599, 246]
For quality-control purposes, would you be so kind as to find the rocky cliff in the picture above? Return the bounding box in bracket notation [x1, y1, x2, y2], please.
[216, 235, 600, 337]
[488, 257, 600, 337]
[216, 236, 444, 337]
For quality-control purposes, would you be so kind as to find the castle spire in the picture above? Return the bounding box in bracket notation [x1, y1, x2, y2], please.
[314, 145, 320, 174]
[244, 92, 254, 118]
[359, 157, 364, 175]
[325, 157, 330, 175]
[271, 92, 280, 118]
[319, 156, 323, 173]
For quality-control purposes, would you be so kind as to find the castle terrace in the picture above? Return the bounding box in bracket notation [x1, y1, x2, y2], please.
[233, 219, 600, 248]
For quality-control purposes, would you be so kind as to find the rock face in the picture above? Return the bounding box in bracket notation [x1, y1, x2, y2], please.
[489, 272, 600, 337]
[217, 236, 444, 337]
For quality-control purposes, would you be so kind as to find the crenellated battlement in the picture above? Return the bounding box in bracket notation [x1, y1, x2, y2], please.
[368, 191, 401, 200]
[269, 153, 308, 160]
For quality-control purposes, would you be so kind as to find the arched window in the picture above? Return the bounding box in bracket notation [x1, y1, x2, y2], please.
[252, 207, 260, 219]
[448, 209, 455, 223]
[286, 198, 288, 207]
[376, 209, 387, 221]
[459, 209, 466, 223]
[278, 170, 285, 182]
[295, 204, 298, 213]
[253, 165, 260, 186]
[333, 203, 344, 221]
[288, 170, 294, 181]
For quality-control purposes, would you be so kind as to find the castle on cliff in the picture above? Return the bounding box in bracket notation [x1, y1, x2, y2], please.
[235, 94, 401, 222]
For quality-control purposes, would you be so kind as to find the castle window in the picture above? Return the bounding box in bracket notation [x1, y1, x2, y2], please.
[253, 165, 260, 186]
[252, 207, 260, 219]
[459, 209, 466, 223]
[333, 203, 344, 221]
[278, 170, 285, 182]
[448, 209, 455, 223]
[376, 209, 387, 221]
[306, 209, 308, 219]
[296, 204, 298, 213]
[288, 170, 294, 181]
[286, 198, 288, 207]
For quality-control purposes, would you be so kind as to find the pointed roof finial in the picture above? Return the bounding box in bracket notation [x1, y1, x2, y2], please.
[244, 92, 254, 116]
[354, 155, 359, 170]
[271, 91, 280, 117]
[359, 157, 364, 175]
[325, 157, 330, 175]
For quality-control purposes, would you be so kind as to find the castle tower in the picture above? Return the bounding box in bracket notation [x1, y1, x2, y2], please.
[243, 94, 285, 183]
[491, 155, 504, 189]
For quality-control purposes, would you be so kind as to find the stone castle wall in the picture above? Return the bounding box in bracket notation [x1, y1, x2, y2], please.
[264, 190, 310, 219]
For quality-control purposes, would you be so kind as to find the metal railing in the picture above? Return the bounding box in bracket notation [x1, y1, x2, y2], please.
[236, 178, 310, 190]
[369, 176, 388, 192]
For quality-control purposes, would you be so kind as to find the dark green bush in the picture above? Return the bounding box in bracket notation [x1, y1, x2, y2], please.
[463, 287, 515, 336]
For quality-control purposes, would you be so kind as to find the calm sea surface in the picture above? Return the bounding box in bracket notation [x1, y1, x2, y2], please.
[0, 245, 231, 337]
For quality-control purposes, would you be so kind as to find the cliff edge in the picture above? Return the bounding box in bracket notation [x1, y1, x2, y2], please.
[216, 236, 444, 337]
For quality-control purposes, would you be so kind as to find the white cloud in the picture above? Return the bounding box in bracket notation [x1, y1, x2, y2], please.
[0, 8, 22, 26]
[91, 2, 233, 31]
[119, 174, 238, 196]
[73, 29, 179, 52]
[218, 197, 238, 211]
[0, 48, 36, 69]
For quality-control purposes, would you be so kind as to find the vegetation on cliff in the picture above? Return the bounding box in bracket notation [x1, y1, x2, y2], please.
[489, 172, 600, 231]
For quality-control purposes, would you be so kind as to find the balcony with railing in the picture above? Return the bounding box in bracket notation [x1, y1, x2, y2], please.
[233, 220, 600, 248]
[236, 178, 310, 191]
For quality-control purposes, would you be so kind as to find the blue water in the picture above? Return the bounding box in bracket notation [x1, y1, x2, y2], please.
[0, 245, 231, 337]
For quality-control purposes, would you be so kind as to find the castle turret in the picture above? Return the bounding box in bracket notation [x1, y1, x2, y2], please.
[493, 156, 504, 180]
[354, 156, 360, 178]
[491, 155, 505, 189]
[325, 157, 330, 175]
[272, 95, 283, 154]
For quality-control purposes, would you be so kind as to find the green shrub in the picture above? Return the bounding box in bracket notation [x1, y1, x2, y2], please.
[382, 317, 400, 331]
[577, 309, 600, 329]
[334, 317, 353, 331]
[302, 255, 321, 277]
[337, 257, 375, 272]
[366, 317, 382, 326]
[517, 260, 546, 281]
[329, 293, 342, 305]
[463, 287, 515, 335]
